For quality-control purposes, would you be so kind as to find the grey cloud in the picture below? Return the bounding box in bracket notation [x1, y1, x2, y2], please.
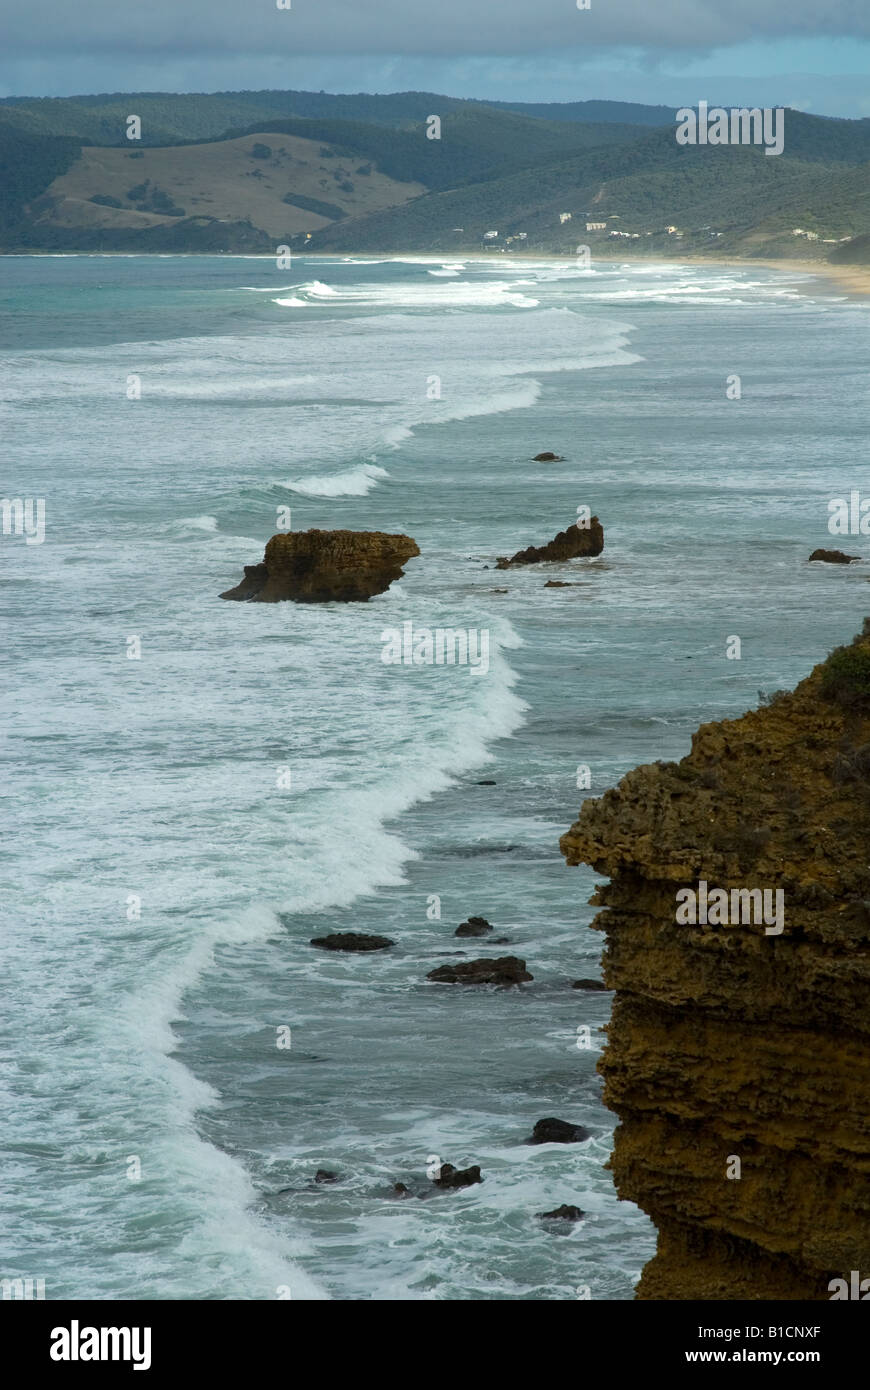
[4, 0, 870, 57]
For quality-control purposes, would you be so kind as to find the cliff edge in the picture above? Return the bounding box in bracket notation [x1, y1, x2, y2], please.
[560, 622, 870, 1299]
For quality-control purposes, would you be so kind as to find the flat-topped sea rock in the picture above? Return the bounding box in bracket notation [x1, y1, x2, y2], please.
[220, 528, 420, 603]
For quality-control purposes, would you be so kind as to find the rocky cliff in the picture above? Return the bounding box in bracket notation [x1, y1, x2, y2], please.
[560, 623, 870, 1300]
[220, 529, 420, 603]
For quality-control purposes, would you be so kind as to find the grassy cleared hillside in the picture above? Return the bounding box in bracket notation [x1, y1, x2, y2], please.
[30, 132, 426, 241]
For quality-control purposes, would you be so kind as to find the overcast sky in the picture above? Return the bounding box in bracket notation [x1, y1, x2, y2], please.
[1, 0, 869, 117]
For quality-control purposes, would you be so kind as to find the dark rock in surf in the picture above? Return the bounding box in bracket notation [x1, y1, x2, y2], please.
[454, 916, 493, 937]
[310, 932, 393, 952]
[433, 1163, 483, 1189]
[533, 452, 564, 462]
[496, 517, 604, 569]
[426, 956, 532, 986]
[808, 548, 860, 564]
[220, 528, 419, 602]
[538, 1204, 585, 1222]
[572, 978, 610, 991]
[528, 1117, 591, 1145]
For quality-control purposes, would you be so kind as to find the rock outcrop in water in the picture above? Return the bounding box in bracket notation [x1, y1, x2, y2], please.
[426, 956, 532, 986]
[808, 548, 860, 564]
[432, 1163, 483, 1190]
[454, 916, 493, 937]
[560, 623, 870, 1300]
[310, 932, 393, 952]
[527, 1118, 591, 1145]
[220, 529, 420, 603]
[496, 517, 603, 569]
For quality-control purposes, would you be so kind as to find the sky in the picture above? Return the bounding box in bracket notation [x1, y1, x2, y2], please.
[1, 0, 870, 117]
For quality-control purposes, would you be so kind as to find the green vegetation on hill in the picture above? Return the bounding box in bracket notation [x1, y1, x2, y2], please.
[0, 88, 675, 144]
[1, 89, 869, 259]
[217, 108, 644, 191]
[0, 117, 81, 235]
[829, 233, 870, 264]
[307, 132, 870, 257]
[18, 215, 271, 254]
[487, 99, 674, 127]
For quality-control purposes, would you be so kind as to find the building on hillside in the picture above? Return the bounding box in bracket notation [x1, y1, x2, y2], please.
[560, 212, 572, 224]
[483, 230, 499, 239]
[586, 221, 606, 231]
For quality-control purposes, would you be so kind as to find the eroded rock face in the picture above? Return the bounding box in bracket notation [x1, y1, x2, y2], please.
[496, 517, 603, 569]
[560, 623, 870, 1300]
[220, 529, 420, 603]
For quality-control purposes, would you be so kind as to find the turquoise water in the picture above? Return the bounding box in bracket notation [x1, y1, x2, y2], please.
[2, 253, 868, 1299]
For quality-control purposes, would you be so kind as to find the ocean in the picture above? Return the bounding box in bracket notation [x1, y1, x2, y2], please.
[2, 252, 868, 1300]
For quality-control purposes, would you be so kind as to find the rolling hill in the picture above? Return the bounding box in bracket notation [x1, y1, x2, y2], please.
[1, 89, 868, 260]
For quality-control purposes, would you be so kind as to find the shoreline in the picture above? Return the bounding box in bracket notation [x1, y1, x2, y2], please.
[4, 246, 868, 300]
[315, 248, 870, 301]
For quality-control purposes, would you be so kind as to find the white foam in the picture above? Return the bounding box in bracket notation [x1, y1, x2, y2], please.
[272, 279, 539, 310]
[279, 462, 389, 497]
[171, 514, 220, 534]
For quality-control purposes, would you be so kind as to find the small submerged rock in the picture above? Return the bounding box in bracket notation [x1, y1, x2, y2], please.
[314, 1169, 340, 1184]
[544, 580, 578, 587]
[528, 1117, 591, 1144]
[533, 451, 564, 462]
[571, 978, 610, 991]
[454, 915, 493, 937]
[427, 956, 532, 985]
[310, 932, 394, 952]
